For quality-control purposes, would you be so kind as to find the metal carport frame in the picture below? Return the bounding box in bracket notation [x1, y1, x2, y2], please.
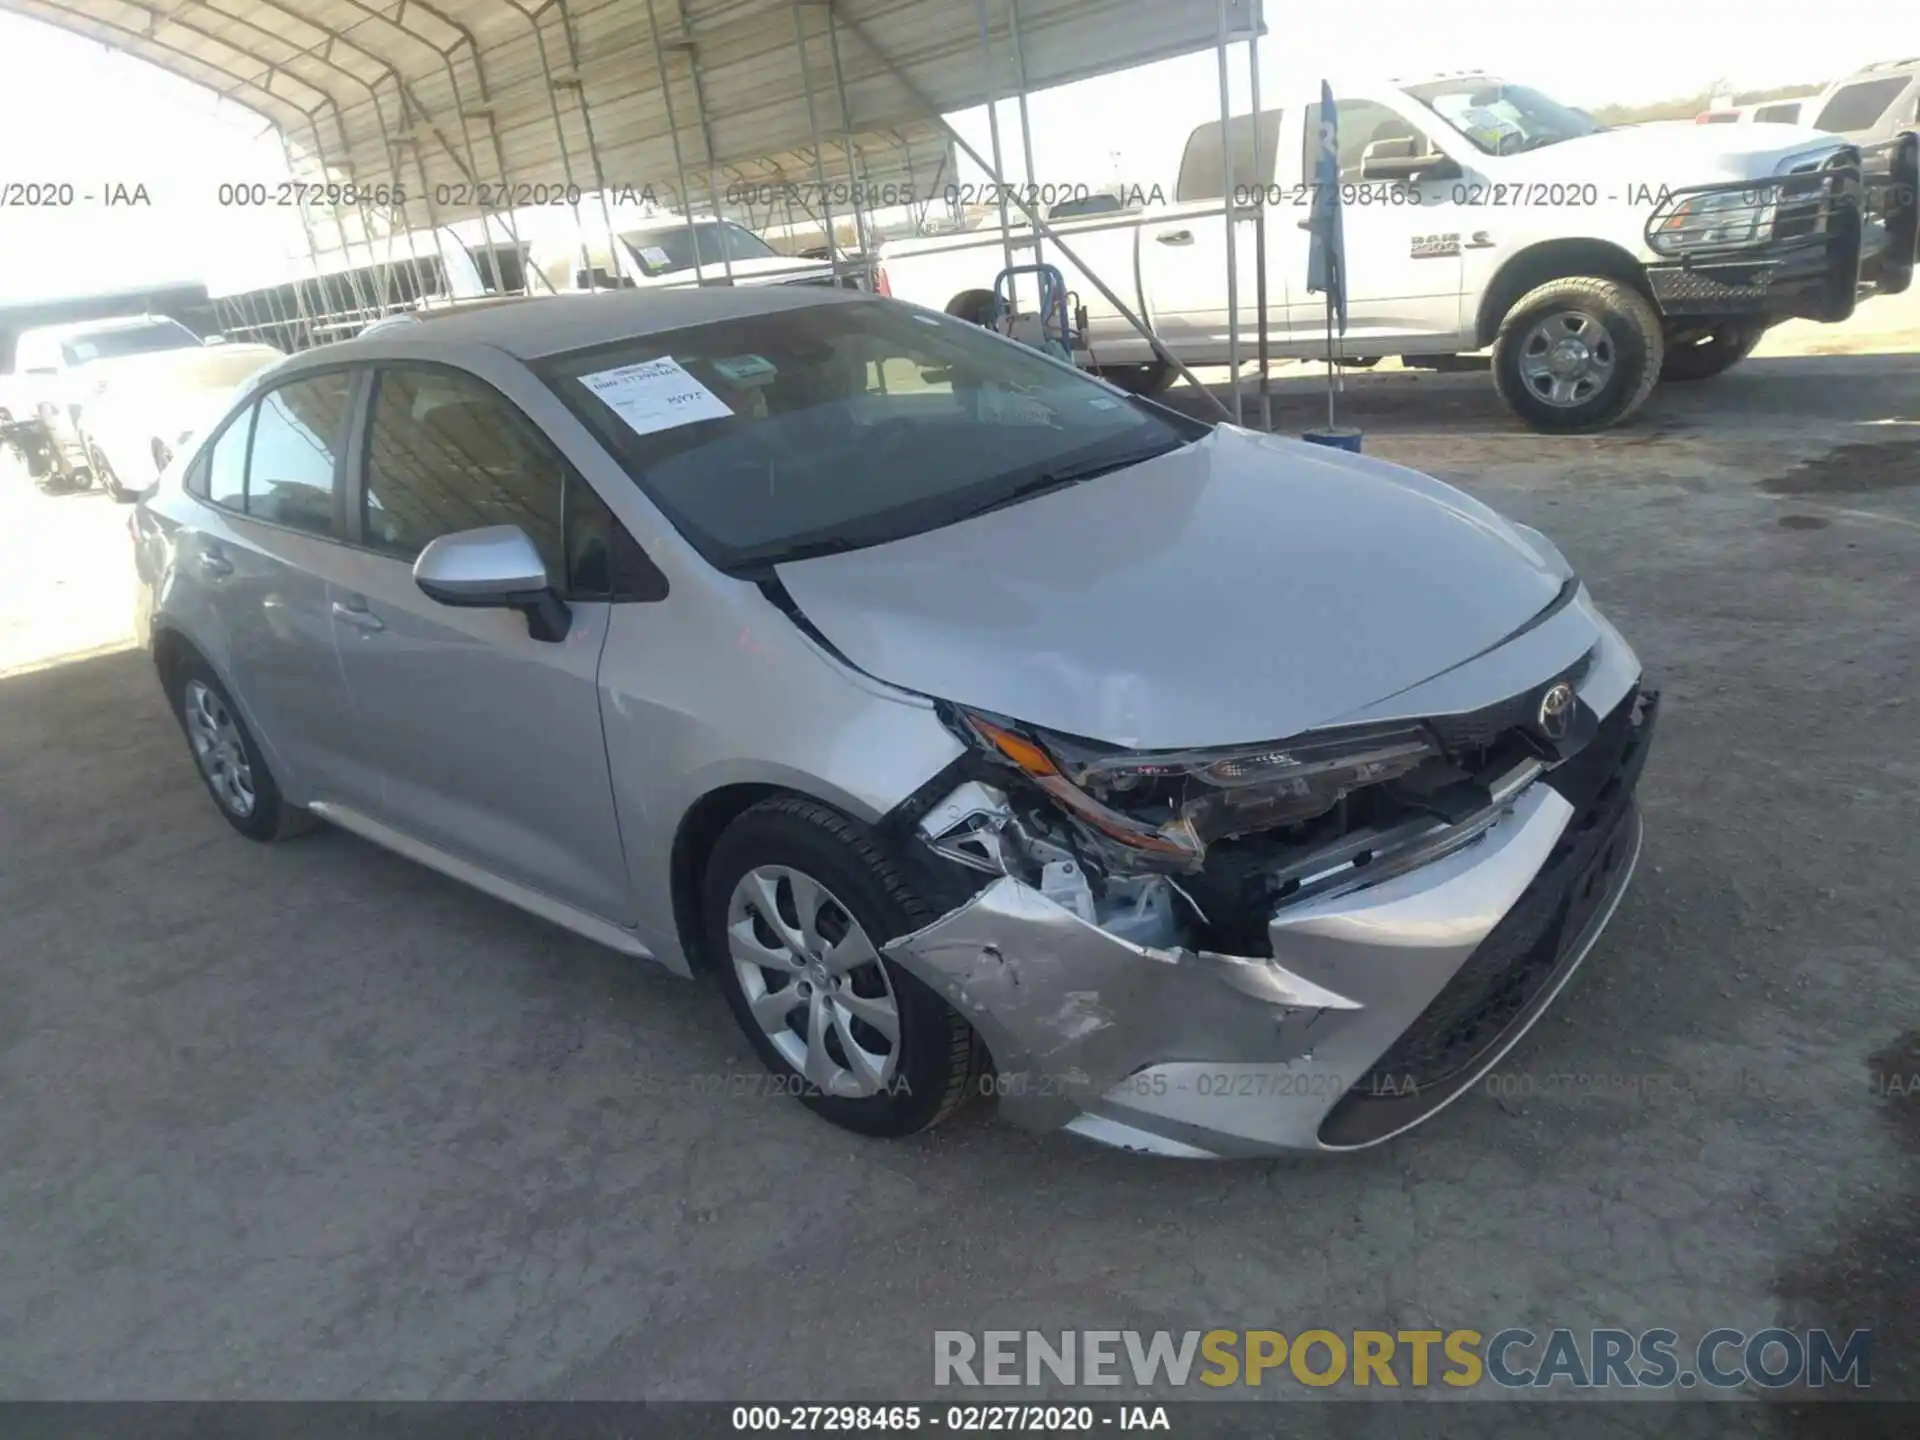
[6, 0, 1274, 420]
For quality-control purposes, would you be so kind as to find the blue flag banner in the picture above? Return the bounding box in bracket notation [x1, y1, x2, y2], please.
[1306, 79, 1348, 337]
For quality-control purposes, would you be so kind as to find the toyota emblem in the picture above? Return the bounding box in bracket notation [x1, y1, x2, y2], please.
[1536, 682, 1576, 741]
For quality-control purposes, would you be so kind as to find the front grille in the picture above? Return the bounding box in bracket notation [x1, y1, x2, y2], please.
[1350, 688, 1654, 1099]
[1424, 650, 1594, 760]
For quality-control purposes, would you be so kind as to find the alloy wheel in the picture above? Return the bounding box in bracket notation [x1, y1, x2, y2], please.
[1517, 310, 1617, 407]
[183, 679, 256, 818]
[727, 864, 901, 1098]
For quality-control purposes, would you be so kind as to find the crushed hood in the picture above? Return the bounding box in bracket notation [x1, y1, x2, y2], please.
[774, 425, 1569, 750]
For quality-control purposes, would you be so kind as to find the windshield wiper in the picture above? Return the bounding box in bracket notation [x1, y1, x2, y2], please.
[956, 440, 1189, 521]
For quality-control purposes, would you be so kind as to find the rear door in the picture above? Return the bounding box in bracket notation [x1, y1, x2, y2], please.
[1141, 109, 1287, 356]
[324, 357, 635, 924]
[178, 370, 368, 804]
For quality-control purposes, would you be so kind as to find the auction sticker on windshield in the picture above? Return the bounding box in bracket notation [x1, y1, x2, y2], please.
[580, 356, 734, 436]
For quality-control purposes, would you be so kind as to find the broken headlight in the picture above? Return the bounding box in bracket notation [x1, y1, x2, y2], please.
[959, 710, 1437, 870]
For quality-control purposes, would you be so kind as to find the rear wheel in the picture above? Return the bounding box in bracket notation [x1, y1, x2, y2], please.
[1660, 320, 1766, 381]
[168, 656, 314, 842]
[92, 445, 130, 502]
[1492, 276, 1663, 433]
[703, 796, 982, 1138]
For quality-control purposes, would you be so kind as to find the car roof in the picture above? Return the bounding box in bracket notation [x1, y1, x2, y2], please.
[322, 285, 874, 361]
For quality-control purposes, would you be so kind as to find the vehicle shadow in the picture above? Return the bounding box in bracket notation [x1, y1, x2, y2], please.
[1159, 351, 1920, 441]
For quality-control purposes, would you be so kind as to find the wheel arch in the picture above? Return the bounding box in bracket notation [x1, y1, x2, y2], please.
[1477, 240, 1654, 348]
[669, 782, 806, 975]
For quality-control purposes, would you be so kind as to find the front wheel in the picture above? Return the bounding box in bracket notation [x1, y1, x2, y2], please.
[1660, 320, 1766, 381]
[1492, 276, 1663, 433]
[703, 795, 983, 1138]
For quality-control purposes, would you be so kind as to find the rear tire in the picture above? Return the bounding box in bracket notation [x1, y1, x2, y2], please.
[1492, 276, 1663, 433]
[168, 655, 315, 842]
[703, 795, 983, 1138]
[1660, 320, 1766, 381]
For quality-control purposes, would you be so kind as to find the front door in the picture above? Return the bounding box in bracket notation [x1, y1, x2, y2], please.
[326, 362, 634, 925]
[1285, 96, 1469, 351]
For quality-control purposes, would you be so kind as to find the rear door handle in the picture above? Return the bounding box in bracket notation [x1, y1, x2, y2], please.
[331, 599, 386, 633]
[197, 550, 233, 578]
[1156, 230, 1195, 246]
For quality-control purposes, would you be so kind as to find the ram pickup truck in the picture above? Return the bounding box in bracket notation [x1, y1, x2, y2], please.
[877, 73, 1920, 432]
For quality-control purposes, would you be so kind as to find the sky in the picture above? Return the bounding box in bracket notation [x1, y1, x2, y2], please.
[2, 0, 1916, 303]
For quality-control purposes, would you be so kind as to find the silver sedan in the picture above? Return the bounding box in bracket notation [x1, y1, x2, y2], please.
[130, 287, 1656, 1157]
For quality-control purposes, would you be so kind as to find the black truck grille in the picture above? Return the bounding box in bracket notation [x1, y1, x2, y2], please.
[1350, 688, 1656, 1100]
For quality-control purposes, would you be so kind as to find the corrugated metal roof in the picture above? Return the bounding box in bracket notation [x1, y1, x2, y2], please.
[3, 0, 1261, 267]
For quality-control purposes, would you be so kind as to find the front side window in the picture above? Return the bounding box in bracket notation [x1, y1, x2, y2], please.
[1302, 100, 1433, 183]
[360, 367, 566, 581]
[1404, 77, 1602, 156]
[246, 374, 352, 537]
[1814, 78, 1911, 133]
[538, 297, 1204, 573]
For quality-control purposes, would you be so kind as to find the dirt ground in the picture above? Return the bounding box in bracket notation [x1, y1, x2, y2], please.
[1, 293, 1916, 1427]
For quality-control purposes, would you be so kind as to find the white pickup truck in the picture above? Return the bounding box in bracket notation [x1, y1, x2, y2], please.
[876, 73, 1920, 432]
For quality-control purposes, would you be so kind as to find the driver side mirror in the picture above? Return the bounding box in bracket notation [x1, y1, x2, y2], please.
[413, 525, 571, 643]
[1360, 137, 1460, 182]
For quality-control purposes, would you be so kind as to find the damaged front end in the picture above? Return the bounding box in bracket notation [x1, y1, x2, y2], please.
[879, 646, 1656, 1156]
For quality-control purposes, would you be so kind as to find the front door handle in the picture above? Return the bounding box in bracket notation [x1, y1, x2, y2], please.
[331, 599, 386, 633]
[197, 550, 233, 579]
[1156, 230, 1195, 246]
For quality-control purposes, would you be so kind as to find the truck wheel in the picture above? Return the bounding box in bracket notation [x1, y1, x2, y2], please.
[1094, 361, 1175, 396]
[1660, 320, 1766, 381]
[1492, 277, 1663, 433]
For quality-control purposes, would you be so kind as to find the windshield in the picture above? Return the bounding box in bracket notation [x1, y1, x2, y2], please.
[619, 223, 782, 278]
[538, 298, 1201, 572]
[1404, 77, 1603, 155]
[59, 319, 203, 366]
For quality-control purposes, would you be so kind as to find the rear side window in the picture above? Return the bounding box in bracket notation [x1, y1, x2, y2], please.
[1754, 102, 1802, 124]
[1176, 110, 1283, 201]
[1815, 78, 1910, 132]
[202, 409, 251, 510]
[245, 374, 353, 537]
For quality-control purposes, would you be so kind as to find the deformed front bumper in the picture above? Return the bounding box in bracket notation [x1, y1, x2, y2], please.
[882, 687, 1659, 1159]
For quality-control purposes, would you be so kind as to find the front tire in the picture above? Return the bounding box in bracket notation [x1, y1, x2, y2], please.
[1492, 276, 1663, 433]
[1660, 320, 1766, 381]
[168, 656, 314, 842]
[703, 796, 982, 1138]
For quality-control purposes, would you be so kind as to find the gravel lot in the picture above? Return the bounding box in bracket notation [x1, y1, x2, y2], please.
[1, 313, 1915, 1427]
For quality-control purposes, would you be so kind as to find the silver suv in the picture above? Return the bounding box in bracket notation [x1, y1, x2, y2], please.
[1809, 58, 1920, 144]
[132, 288, 1657, 1158]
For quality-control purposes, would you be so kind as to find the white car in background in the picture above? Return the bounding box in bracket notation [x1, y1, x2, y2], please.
[10, 316, 282, 499]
